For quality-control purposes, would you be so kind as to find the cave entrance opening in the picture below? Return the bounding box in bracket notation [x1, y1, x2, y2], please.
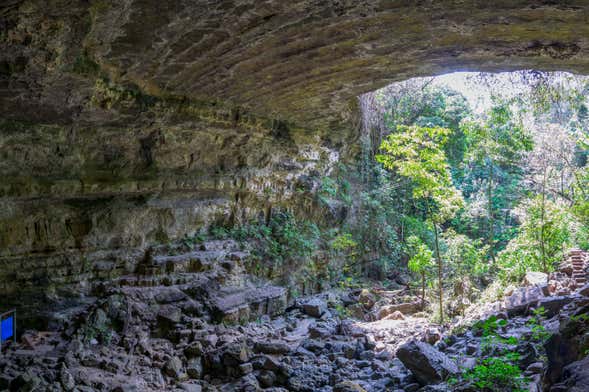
[349, 70, 589, 323]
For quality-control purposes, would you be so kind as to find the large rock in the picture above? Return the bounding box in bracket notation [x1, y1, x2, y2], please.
[186, 358, 203, 379]
[504, 286, 545, 317]
[377, 302, 421, 319]
[7, 0, 589, 326]
[524, 272, 548, 286]
[396, 340, 459, 385]
[577, 283, 589, 297]
[333, 381, 368, 392]
[553, 355, 589, 392]
[302, 299, 328, 318]
[538, 296, 574, 318]
[254, 340, 292, 355]
[163, 357, 186, 380]
[209, 286, 287, 324]
[544, 328, 582, 385]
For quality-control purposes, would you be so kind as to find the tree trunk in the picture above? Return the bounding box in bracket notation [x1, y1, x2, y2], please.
[487, 161, 495, 264]
[421, 272, 426, 307]
[433, 222, 444, 324]
[540, 167, 548, 273]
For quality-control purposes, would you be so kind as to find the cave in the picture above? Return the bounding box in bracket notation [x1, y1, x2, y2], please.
[2, 2, 589, 391]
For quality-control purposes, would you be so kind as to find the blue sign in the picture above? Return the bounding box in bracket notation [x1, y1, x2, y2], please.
[1, 316, 14, 342]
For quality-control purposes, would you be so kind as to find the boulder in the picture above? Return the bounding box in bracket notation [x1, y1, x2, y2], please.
[254, 340, 291, 355]
[544, 332, 579, 385]
[209, 286, 287, 324]
[186, 358, 203, 379]
[184, 341, 203, 358]
[309, 322, 337, 339]
[377, 302, 421, 319]
[59, 364, 75, 391]
[358, 289, 376, 309]
[524, 272, 548, 286]
[538, 296, 574, 318]
[257, 370, 277, 388]
[178, 383, 202, 392]
[396, 340, 459, 385]
[287, 363, 331, 391]
[257, 355, 282, 372]
[10, 372, 42, 391]
[557, 355, 589, 391]
[424, 328, 442, 345]
[577, 283, 589, 297]
[239, 363, 253, 375]
[333, 381, 368, 392]
[302, 298, 327, 318]
[221, 341, 250, 366]
[525, 362, 544, 375]
[504, 286, 544, 317]
[383, 310, 405, 320]
[163, 356, 186, 380]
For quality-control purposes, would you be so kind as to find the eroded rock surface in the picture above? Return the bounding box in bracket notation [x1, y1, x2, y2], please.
[4, 1, 589, 325]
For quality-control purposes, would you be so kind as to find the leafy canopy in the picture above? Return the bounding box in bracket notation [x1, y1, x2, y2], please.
[376, 125, 463, 222]
[406, 235, 434, 275]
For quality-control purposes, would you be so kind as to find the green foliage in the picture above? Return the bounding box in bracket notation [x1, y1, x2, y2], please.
[318, 169, 352, 207]
[72, 50, 100, 76]
[330, 233, 358, 253]
[407, 235, 434, 276]
[80, 309, 113, 345]
[443, 229, 489, 280]
[473, 315, 508, 338]
[498, 197, 572, 282]
[462, 357, 527, 392]
[461, 315, 528, 391]
[334, 303, 351, 318]
[377, 125, 462, 213]
[377, 125, 464, 322]
[527, 306, 551, 343]
[459, 102, 533, 259]
[353, 162, 405, 278]
[209, 212, 320, 280]
[463, 103, 533, 166]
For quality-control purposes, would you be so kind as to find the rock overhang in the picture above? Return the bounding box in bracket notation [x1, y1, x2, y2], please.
[3, 0, 589, 321]
[3, 0, 589, 131]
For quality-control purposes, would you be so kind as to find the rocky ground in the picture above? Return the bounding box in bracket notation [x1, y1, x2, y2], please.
[1, 243, 589, 392]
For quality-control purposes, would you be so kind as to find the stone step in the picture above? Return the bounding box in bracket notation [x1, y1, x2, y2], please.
[209, 286, 287, 324]
[113, 273, 198, 288]
[151, 250, 227, 273]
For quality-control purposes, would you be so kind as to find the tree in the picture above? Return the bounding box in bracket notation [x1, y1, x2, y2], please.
[377, 125, 463, 323]
[498, 197, 572, 280]
[462, 102, 533, 263]
[407, 235, 434, 306]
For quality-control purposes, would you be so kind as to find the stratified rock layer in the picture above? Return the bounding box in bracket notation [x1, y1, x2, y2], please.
[3, 0, 589, 316]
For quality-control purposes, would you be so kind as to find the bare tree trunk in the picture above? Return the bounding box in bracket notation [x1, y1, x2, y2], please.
[433, 222, 444, 323]
[487, 161, 496, 264]
[421, 272, 426, 307]
[540, 167, 548, 273]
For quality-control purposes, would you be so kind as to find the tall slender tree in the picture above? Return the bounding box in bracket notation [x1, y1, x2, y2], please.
[462, 102, 533, 262]
[377, 126, 463, 323]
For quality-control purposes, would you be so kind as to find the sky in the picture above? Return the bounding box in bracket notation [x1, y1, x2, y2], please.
[427, 71, 589, 114]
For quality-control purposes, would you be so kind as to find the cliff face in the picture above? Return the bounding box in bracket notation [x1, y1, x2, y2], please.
[2, 0, 589, 318]
[0, 88, 343, 320]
